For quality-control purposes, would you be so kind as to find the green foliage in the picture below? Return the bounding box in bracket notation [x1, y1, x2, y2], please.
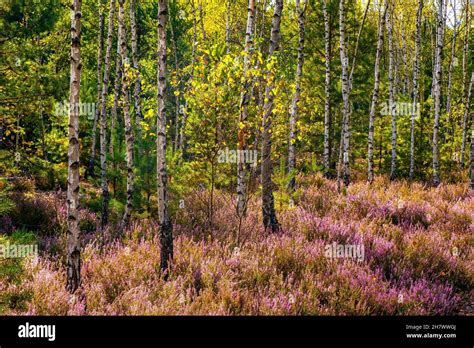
[0, 0, 472, 220]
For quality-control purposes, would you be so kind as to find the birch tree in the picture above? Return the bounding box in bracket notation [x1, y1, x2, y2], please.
[109, 20, 123, 158]
[410, 0, 423, 180]
[287, 0, 307, 191]
[432, 0, 444, 186]
[169, 3, 181, 153]
[335, 0, 371, 188]
[387, 1, 397, 181]
[130, 0, 143, 145]
[445, 0, 458, 116]
[261, 0, 283, 232]
[118, 0, 134, 229]
[99, 0, 116, 229]
[339, 0, 350, 186]
[87, 0, 104, 179]
[237, 0, 256, 217]
[66, 0, 82, 293]
[322, 0, 332, 178]
[157, 0, 173, 273]
[368, 0, 387, 183]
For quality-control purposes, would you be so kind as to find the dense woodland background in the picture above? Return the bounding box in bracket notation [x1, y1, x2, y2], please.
[0, 0, 473, 315]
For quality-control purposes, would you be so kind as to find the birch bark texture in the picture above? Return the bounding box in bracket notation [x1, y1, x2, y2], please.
[387, 1, 397, 181]
[118, 0, 134, 229]
[66, 0, 83, 294]
[432, 0, 444, 186]
[445, 0, 458, 116]
[409, 0, 423, 180]
[110, 16, 123, 157]
[261, 0, 283, 233]
[99, 0, 116, 229]
[339, 0, 350, 186]
[87, 0, 104, 179]
[130, 0, 143, 143]
[157, 0, 173, 273]
[237, 0, 255, 217]
[287, 0, 307, 191]
[322, 0, 332, 178]
[368, 0, 387, 183]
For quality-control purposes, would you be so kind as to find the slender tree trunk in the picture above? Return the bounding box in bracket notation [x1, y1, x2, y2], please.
[339, 0, 350, 186]
[66, 0, 82, 294]
[168, 3, 181, 153]
[250, 0, 268, 180]
[87, 0, 104, 179]
[288, 0, 307, 190]
[336, 0, 371, 188]
[237, 0, 256, 217]
[118, 0, 134, 229]
[461, 0, 470, 100]
[157, 0, 173, 273]
[130, 0, 143, 150]
[348, 0, 370, 91]
[446, 0, 458, 165]
[432, 0, 444, 186]
[110, 22, 122, 158]
[261, 0, 283, 233]
[387, 2, 397, 181]
[410, 0, 423, 180]
[461, 72, 473, 168]
[322, 0, 332, 178]
[446, 1, 458, 115]
[368, 1, 387, 183]
[401, 16, 408, 95]
[100, 0, 116, 229]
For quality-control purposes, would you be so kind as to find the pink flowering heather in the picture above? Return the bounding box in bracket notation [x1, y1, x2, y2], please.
[0, 175, 472, 315]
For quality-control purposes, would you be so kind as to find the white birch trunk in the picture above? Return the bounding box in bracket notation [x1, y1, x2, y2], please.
[66, 0, 83, 294]
[157, 0, 173, 273]
[237, 0, 256, 216]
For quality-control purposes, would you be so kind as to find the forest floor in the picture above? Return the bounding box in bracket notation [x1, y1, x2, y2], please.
[0, 175, 472, 315]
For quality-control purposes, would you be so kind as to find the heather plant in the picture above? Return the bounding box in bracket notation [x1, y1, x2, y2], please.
[0, 177, 472, 315]
[9, 192, 65, 235]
